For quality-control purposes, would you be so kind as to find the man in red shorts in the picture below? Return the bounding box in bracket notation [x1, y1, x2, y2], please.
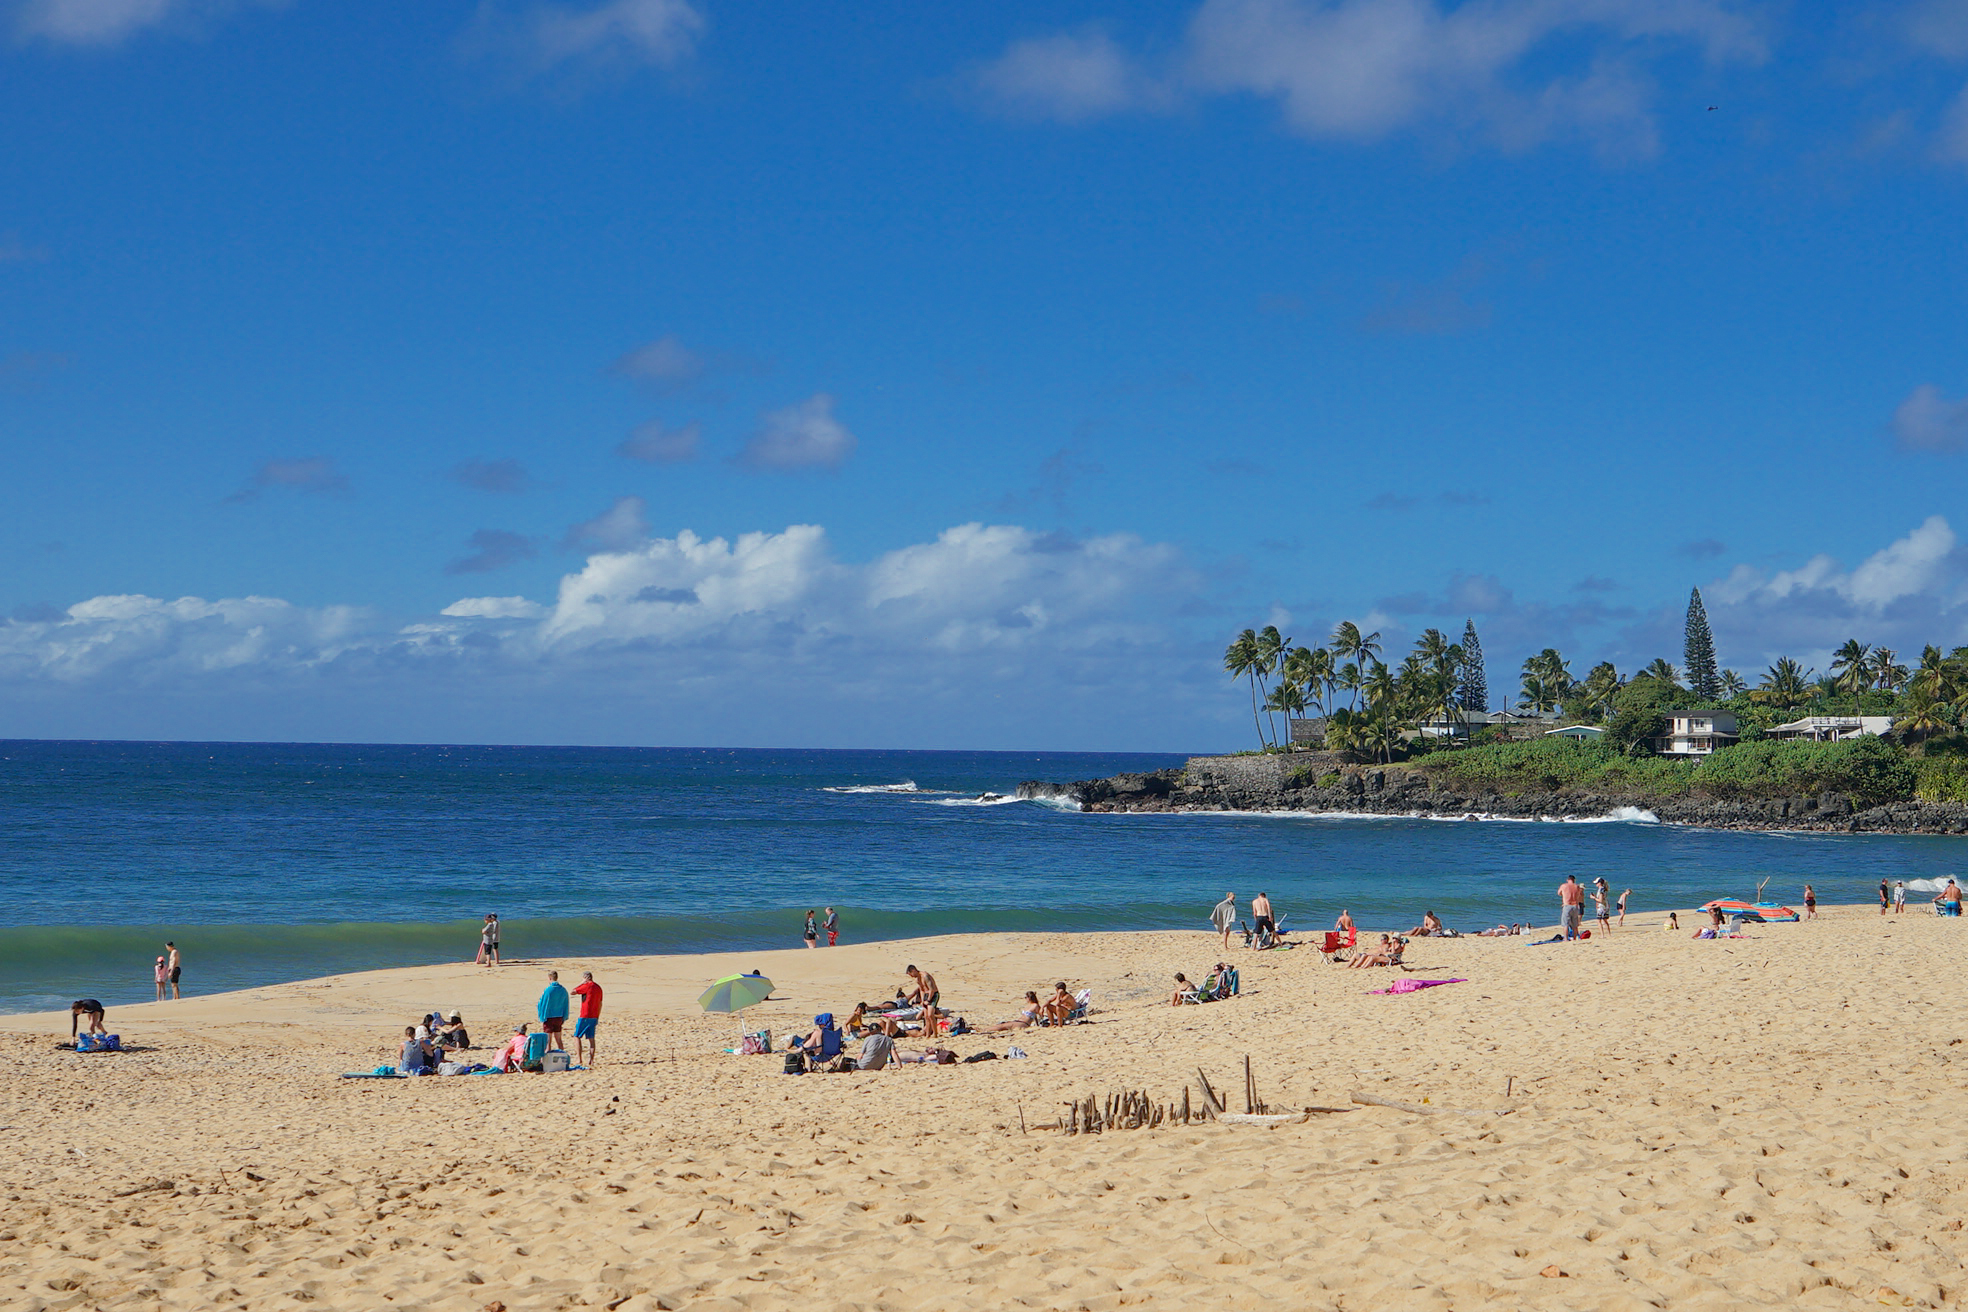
[537, 970, 570, 1052]
[571, 970, 603, 1066]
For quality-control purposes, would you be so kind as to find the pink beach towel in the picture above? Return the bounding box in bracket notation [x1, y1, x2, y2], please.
[1370, 977, 1467, 995]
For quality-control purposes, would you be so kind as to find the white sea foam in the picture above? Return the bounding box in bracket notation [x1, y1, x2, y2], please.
[924, 793, 1032, 808]
[1070, 806, 1659, 825]
[820, 781, 957, 795]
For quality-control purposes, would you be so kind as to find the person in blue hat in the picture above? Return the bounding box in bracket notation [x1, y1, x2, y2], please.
[797, 1012, 842, 1066]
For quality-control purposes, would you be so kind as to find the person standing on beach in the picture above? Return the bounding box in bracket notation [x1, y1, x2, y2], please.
[1251, 892, 1275, 941]
[1804, 884, 1817, 919]
[803, 910, 818, 948]
[153, 955, 168, 1001]
[479, 914, 501, 967]
[165, 942, 182, 999]
[1558, 876, 1584, 941]
[1881, 879, 1891, 917]
[571, 970, 602, 1066]
[1617, 889, 1631, 926]
[824, 906, 838, 946]
[537, 970, 570, 1052]
[1211, 893, 1237, 951]
[1895, 880, 1908, 914]
[72, 999, 105, 1038]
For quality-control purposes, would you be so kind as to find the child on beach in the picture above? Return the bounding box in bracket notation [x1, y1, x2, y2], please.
[154, 955, 168, 1001]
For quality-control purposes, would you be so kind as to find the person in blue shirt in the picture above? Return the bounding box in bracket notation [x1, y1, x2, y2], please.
[537, 970, 571, 1052]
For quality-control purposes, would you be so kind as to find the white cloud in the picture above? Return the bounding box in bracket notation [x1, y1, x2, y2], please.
[738, 394, 857, 471]
[966, 0, 1763, 155]
[441, 596, 546, 619]
[1892, 383, 1968, 451]
[609, 333, 705, 389]
[617, 419, 701, 463]
[563, 495, 651, 551]
[472, 0, 704, 76]
[0, 522, 1203, 747]
[969, 30, 1162, 122]
[1712, 518, 1961, 611]
[13, 0, 277, 44]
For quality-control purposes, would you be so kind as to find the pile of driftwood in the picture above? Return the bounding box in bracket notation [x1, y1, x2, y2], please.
[1043, 1058, 1321, 1134]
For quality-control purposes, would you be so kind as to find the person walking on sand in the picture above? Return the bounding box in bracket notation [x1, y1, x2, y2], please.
[165, 941, 182, 999]
[153, 955, 168, 1001]
[537, 970, 570, 1052]
[1558, 876, 1584, 941]
[1896, 880, 1908, 914]
[1251, 892, 1275, 941]
[1617, 889, 1631, 926]
[803, 910, 818, 948]
[824, 906, 838, 946]
[1804, 884, 1817, 920]
[1211, 892, 1237, 951]
[571, 970, 602, 1066]
[478, 914, 501, 967]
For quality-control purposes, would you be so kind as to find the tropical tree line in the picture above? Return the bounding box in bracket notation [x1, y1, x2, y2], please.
[1224, 609, 1968, 760]
[1223, 620, 1488, 761]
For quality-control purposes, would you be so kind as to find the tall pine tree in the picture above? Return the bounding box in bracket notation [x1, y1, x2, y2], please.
[1684, 587, 1721, 701]
[1458, 619, 1488, 713]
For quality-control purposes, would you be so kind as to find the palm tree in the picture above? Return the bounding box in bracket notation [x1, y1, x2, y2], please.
[1519, 648, 1573, 714]
[1362, 710, 1404, 764]
[1897, 693, 1953, 747]
[1913, 645, 1954, 702]
[1263, 681, 1307, 737]
[1719, 669, 1747, 698]
[1329, 621, 1382, 707]
[1335, 661, 1363, 712]
[1868, 647, 1907, 693]
[1751, 657, 1812, 710]
[1224, 630, 1267, 748]
[1830, 639, 1870, 697]
[1640, 658, 1679, 686]
[1281, 645, 1325, 717]
[1255, 625, 1289, 744]
[1574, 661, 1623, 723]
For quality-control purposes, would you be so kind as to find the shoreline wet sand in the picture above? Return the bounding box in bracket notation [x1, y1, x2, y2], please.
[2, 903, 1961, 1311]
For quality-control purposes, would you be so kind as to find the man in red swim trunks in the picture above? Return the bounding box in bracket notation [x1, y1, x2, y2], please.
[571, 970, 603, 1066]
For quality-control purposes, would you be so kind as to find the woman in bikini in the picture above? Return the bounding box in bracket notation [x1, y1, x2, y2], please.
[985, 991, 1043, 1031]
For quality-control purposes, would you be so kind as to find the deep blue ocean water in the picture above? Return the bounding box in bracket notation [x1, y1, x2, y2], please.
[2, 739, 1964, 1013]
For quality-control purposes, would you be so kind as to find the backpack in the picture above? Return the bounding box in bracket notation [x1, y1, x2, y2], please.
[961, 1050, 997, 1063]
[782, 1051, 806, 1075]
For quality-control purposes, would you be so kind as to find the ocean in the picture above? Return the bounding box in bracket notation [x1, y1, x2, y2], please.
[2, 739, 1962, 1014]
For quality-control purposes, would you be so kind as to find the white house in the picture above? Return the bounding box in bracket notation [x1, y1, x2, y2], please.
[1545, 725, 1606, 740]
[1765, 715, 1895, 742]
[1657, 711, 1738, 757]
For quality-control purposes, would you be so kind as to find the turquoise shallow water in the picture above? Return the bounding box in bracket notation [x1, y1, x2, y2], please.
[2, 739, 1963, 1013]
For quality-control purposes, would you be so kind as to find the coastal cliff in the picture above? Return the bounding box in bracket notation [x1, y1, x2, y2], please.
[1019, 752, 1968, 834]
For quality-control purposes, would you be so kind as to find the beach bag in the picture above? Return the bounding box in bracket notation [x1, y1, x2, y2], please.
[76, 1034, 97, 1052]
[740, 1034, 766, 1055]
[99, 1034, 121, 1051]
[962, 1050, 997, 1063]
[933, 1048, 958, 1065]
[782, 1052, 806, 1075]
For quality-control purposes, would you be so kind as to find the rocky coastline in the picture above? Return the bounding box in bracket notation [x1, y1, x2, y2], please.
[1017, 752, 1968, 835]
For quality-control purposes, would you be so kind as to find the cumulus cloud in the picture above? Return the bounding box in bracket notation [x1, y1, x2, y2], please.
[1892, 383, 1968, 451]
[447, 530, 540, 575]
[450, 458, 536, 493]
[738, 394, 857, 471]
[0, 522, 1203, 747]
[441, 596, 546, 619]
[469, 0, 704, 76]
[617, 419, 701, 463]
[968, 29, 1163, 122]
[609, 333, 706, 390]
[968, 0, 1762, 156]
[225, 457, 348, 503]
[563, 495, 651, 551]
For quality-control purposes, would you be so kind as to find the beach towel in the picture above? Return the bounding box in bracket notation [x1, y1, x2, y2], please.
[1528, 934, 1565, 945]
[341, 1067, 408, 1079]
[1369, 977, 1467, 995]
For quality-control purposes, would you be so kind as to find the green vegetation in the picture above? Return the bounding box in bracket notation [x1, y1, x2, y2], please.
[1220, 611, 1968, 810]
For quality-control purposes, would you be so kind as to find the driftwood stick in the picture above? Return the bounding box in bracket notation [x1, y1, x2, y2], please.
[1350, 1091, 1513, 1117]
[1245, 1055, 1254, 1115]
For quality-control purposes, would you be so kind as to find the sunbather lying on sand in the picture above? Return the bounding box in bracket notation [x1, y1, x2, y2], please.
[1347, 935, 1406, 969]
[983, 991, 1043, 1031]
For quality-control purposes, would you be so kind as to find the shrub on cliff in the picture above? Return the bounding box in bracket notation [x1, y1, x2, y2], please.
[1688, 735, 1915, 806]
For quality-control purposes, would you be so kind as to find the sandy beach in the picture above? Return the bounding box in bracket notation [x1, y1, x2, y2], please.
[2, 903, 1963, 1311]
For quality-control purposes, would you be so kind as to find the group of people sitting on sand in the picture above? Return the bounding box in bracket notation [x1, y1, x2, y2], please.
[1169, 961, 1240, 1005]
[395, 1011, 471, 1075]
[781, 964, 1088, 1073]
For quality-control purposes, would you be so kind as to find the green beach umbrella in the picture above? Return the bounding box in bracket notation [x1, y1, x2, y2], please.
[699, 973, 775, 1039]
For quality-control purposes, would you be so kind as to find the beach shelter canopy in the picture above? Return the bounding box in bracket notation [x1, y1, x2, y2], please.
[699, 972, 775, 1014]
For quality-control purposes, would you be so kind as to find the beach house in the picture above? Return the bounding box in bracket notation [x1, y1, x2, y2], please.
[1656, 711, 1738, 757]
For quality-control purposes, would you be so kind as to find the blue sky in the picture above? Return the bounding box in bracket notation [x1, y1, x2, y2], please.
[3, 0, 1968, 750]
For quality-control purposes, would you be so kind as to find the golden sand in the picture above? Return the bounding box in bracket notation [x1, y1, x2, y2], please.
[1, 903, 1962, 1311]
